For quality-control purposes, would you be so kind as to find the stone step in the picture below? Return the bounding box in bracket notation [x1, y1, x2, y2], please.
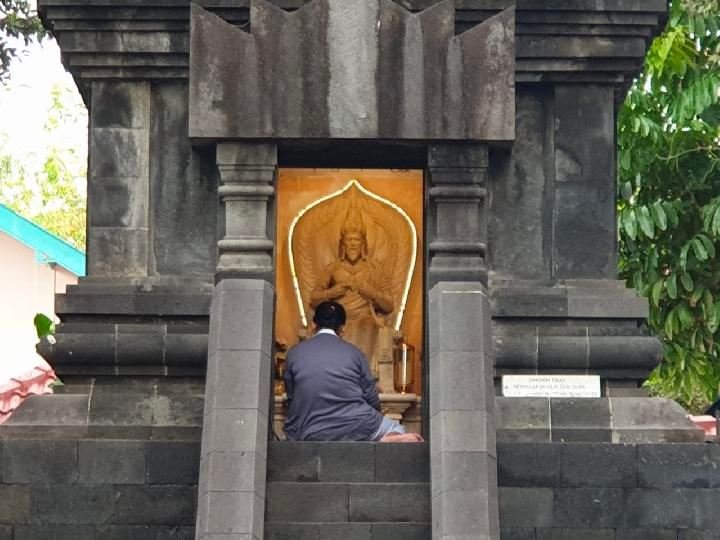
[267, 441, 429, 483]
[266, 482, 430, 523]
[265, 521, 431, 540]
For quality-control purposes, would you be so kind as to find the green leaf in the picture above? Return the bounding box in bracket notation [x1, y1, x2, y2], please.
[619, 152, 631, 171]
[620, 181, 633, 200]
[666, 274, 678, 300]
[33, 313, 54, 339]
[637, 206, 655, 238]
[692, 238, 708, 261]
[623, 209, 637, 240]
[699, 234, 716, 259]
[678, 302, 693, 329]
[681, 272, 694, 292]
[691, 285, 705, 306]
[662, 201, 679, 227]
[651, 201, 668, 231]
[712, 205, 720, 236]
[680, 243, 691, 271]
[652, 279, 664, 307]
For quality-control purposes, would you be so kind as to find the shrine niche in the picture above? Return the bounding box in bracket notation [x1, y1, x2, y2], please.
[274, 169, 424, 432]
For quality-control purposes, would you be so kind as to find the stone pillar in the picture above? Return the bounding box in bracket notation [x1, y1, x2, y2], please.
[87, 81, 151, 277]
[427, 144, 488, 287]
[429, 282, 498, 540]
[196, 279, 273, 540]
[216, 143, 277, 281]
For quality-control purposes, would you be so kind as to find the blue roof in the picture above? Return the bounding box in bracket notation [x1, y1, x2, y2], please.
[0, 203, 86, 276]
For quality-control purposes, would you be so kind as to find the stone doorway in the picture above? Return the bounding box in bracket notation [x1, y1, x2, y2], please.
[272, 168, 425, 437]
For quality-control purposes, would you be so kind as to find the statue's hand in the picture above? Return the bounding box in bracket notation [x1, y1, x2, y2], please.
[356, 284, 379, 302]
[326, 284, 350, 300]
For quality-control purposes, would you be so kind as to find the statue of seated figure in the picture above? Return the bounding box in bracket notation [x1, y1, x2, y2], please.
[309, 206, 394, 371]
[290, 180, 417, 394]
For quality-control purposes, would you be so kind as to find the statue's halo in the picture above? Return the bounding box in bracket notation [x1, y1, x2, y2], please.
[288, 179, 417, 331]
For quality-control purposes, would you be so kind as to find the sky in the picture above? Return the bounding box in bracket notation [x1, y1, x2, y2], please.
[0, 37, 88, 206]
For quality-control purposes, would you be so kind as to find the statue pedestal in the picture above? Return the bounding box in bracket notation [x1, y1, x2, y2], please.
[273, 393, 421, 439]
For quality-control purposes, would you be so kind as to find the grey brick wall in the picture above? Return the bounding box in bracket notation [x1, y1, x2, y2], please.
[0, 439, 198, 540]
[2, 438, 720, 539]
[498, 442, 720, 539]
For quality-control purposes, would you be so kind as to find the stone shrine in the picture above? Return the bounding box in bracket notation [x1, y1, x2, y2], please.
[0, 1, 714, 540]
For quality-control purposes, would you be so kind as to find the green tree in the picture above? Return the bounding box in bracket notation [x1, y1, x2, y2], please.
[0, 81, 86, 249]
[618, 0, 720, 410]
[0, 0, 47, 83]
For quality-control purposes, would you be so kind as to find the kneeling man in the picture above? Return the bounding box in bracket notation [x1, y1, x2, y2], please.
[283, 301, 421, 442]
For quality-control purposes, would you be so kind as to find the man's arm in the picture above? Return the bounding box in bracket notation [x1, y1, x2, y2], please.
[358, 352, 380, 410]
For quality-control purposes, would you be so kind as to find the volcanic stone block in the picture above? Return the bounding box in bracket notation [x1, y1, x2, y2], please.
[622, 489, 698, 528]
[265, 482, 349, 522]
[499, 529, 535, 540]
[13, 525, 96, 540]
[371, 523, 430, 540]
[429, 351, 494, 415]
[198, 491, 263, 535]
[87, 227, 149, 277]
[267, 442, 319, 482]
[114, 485, 196, 525]
[145, 442, 200, 485]
[498, 487, 553, 528]
[560, 443, 637, 487]
[2, 440, 77, 484]
[350, 483, 430, 523]
[429, 283, 491, 356]
[553, 84, 616, 279]
[29, 484, 114, 525]
[375, 442, 429, 483]
[200, 452, 266, 497]
[535, 529, 614, 540]
[0, 485, 30, 523]
[489, 88, 553, 281]
[151, 83, 218, 277]
[265, 523, 372, 540]
[610, 398, 704, 443]
[637, 444, 714, 489]
[207, 282, 274, 356]
[99, 526, 175, 540]
[78, 440, 145, 484]
[550, 398, 612, 443]
[318, 442, 375, 482]
[203, 409, 267, 454]
[553, 488, 623, 528]
[616, 529, 677, 540]
[496, 443, 561, 487]
[205, 350, 272, 417]
[495, 398, 551, 443]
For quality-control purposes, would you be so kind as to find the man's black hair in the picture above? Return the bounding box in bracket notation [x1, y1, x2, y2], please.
[313, 301, 346, 331]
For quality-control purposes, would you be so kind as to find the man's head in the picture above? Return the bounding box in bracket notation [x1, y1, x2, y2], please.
[313, 301, 346, 333]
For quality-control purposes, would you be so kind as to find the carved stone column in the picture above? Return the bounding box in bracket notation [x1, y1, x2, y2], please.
[427, 144, 489, 287]
[216, 143, 277, 281]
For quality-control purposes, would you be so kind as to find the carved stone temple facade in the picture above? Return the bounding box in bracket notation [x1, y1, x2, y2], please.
[2, 1, 717, 540]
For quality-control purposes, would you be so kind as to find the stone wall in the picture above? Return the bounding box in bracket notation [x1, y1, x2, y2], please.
[2, 438, 719, 539]
[0, 438, 198, 539]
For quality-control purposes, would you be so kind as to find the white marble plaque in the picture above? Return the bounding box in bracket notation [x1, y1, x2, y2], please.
[501, 374, 601, 398]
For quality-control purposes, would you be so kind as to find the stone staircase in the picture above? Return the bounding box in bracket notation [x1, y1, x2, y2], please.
[265, 441, 431, 540]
